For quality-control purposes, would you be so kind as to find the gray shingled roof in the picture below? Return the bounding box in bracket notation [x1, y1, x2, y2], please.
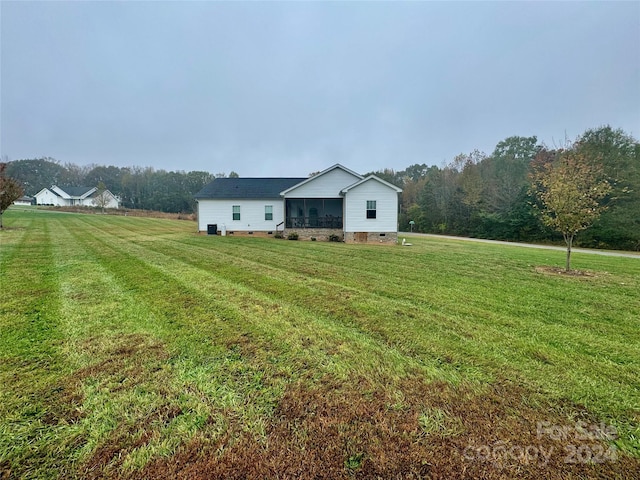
[59, 186, 95, 197]
[194, 178, 307, 199]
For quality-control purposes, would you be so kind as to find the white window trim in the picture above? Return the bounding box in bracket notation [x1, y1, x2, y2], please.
[366, 200, 377, 219]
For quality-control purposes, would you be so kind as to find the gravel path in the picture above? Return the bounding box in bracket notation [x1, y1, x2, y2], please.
[401, 233, 640, 259]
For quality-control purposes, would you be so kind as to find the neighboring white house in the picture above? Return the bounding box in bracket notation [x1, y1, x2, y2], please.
[13, 196, 33, 206]
[194, 164, 402, 243]
[34, 185, 120, 209]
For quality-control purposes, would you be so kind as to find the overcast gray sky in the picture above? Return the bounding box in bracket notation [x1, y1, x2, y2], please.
[1, 1, 638, 177]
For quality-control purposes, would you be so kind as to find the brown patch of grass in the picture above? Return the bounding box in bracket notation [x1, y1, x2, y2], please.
[0, 461, 11, 480]
[39, 383, 85, 426]
[535, 266, 597, 278]
[43, 335, 169, 427]
[82, 403, 183, 480]
[72, 334, 175, 477]
[128, 376, 639, 480]
[76, 334, 169, 383]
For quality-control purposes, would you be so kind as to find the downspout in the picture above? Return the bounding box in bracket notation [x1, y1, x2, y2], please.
[195, 199, 200, 232]
[340, 190, 346, 238]
[280, 192, 286, 235]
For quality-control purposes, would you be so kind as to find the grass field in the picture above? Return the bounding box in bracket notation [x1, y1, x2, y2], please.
[1, 208, 639, 479]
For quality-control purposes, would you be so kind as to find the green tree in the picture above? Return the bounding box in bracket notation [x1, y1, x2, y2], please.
[399, 163, 430, 182]
[85, 165, 126, 196]
[0, 163, 24, 229]
[483, 136, 540, 215]
[530, 149, 611, 271]
[5, 157, 66, 195]
[417, 165, 458, 233]
[472, 136, 541, 239]
[574, 126, 640, 250]
[59, 162, 90, 187]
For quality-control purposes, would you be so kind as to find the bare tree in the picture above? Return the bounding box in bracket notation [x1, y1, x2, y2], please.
[92, 181, 110, 214]
[0, 163, 24, 229]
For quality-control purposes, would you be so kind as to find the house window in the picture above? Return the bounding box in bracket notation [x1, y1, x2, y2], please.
[366, 200, 377, 219]
[265, 205, 273, 221]
[232, 205, 240, 221]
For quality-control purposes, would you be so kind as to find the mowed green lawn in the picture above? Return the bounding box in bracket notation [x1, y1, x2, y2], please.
[1, 208, 639, 479]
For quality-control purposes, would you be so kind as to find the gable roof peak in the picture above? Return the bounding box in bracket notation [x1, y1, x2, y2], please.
[317, 163, 363, 179]
[340, 174, 403, 194]
[279, 164, 363, 196]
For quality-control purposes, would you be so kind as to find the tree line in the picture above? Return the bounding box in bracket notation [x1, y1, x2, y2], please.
[368, 125, 639, 251]
[4, 124, 638, 250]
[5, 160, 238, 214]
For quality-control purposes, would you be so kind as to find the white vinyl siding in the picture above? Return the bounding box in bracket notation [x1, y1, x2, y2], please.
[35, 189, 62, 206]
[344, 179, 399, 233]
[197, 199, 285, 232]
[88, 192, 120, 209]
[283, 168, 361, 198]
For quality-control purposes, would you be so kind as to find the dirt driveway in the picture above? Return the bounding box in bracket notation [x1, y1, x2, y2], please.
[402, 233, 640, 259]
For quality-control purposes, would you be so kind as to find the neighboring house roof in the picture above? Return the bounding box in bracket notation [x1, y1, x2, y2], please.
[340, 175, 403, 194]
[279, 164, 363, 196]
[194, 178, 307, 200]
[54, 186, 97, 198]
[65, 186, 94, 196]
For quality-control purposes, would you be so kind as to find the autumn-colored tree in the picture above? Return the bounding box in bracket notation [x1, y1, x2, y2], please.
[0, 163, 24, 229]
[530, 150, 611, 271]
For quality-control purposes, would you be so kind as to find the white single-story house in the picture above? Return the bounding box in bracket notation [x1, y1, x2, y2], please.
[13, 196, 33, 206]
[34, 185, 120, 209]
[194, 164, 402, 243]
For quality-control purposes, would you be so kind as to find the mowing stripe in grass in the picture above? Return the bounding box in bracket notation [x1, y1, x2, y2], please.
[64, 215, 640, 453]
[122, 221, 640, 440]
[67, 214, 463, 385]
[45, 217, 288, 476]
[4, 211, 639, 470]
[118, 227, 640, 418]
[0, 215, 78, 480]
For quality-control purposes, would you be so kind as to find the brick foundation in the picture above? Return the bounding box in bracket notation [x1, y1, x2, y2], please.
[202, 229, 398, 244]
[282, 228, 343, 241]
[344, 232, 398, 244]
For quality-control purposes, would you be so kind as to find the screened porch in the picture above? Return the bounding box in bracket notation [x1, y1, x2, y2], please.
[285, 198, 343, 228]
